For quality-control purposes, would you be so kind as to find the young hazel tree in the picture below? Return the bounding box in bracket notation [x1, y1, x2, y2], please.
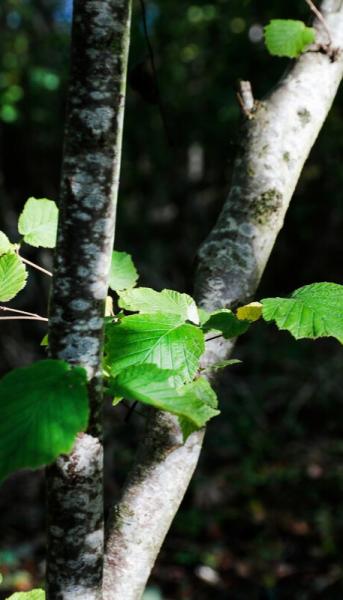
[0, 0, 343, 599]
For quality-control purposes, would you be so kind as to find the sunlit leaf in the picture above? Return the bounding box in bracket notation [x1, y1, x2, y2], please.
[118, 287, 199, 323]
[0, 231, 13, 256]
[236, 302, 263, 322]
[110, 364, 219, 430]
[109, 251, 138, 292]
[264, 20, 315, 58]
[104, 312, 204, 385]
[0, 252, 27, 301]
[261, 283, 343, 343]
[18, 197, 58, 248]
[0, 360, 89, 482]
[6, 590, 45, 600]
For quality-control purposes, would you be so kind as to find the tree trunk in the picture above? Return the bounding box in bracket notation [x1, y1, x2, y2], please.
[46, 1, 132, 598]
[103, 1, 343, 597]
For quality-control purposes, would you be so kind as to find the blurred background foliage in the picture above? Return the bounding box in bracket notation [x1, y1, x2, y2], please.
[0, 0, 343, 598]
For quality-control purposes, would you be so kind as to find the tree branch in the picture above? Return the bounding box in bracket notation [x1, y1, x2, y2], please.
[46, 1, 132, 598]
[103, 1, 343, 597]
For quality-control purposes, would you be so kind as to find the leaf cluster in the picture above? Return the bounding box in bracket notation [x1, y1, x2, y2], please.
[0, 199, 342, 484]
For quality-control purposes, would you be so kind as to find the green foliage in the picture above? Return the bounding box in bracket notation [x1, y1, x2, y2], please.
[104, 312, 204, 385]
[261, 283, 343, 343]
[6, 591, 45, 600]
[264, 20, 316, 58]
[202, 308, 250, 338]
[118, 287, 199, 323]
[18, 197, 58, 248]
[178, 377, 219, 440]
[0, 252, 27, 302]
[109, 250, 139, 292]
[2, 193, 343, 482]
[0, 231, 13, 255]
[236, 302, 263, 322]
[0, 360, 89, 482]
[203, 359, 242, 373]
[110, 364, 219, 431]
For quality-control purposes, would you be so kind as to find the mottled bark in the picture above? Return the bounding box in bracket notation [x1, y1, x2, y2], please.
[46, 1, 132, 599]
[103, 1, 343, 597]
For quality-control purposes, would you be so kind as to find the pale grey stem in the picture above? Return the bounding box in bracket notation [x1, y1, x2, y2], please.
[0, 305, 47, 320]
[103, 2, 343, 598]
[46, 1, 132, 599]
[237, 80, 255, 118]
[18, 254, 53, 277]
[0, 316, 48, 321]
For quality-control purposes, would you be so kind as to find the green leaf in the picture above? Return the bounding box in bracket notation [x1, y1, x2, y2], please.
[118, 287, 199, 324]
[18, 197, 58, 248]
[109, 251, 138, 292]
[0, 360, 89, 482]
[0, 231, 13, 255]
[198, 307, 211, 326]
[261, 283, 343, 343]
[178, 377, 219, 440]
[0, 252, 28, 301]
[202, 309, 250, 338]
[203, 359, 242, 373]
[110, 364, 219, 429]
[264, 20, 316, 58]
[6, 591, 45, 600]
[40, 334, 49, 347]
[104, 312, 205, 385]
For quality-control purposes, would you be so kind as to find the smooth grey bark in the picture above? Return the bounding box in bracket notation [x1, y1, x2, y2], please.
[103, 2, 343, 598]
[46, 1, 132, 599]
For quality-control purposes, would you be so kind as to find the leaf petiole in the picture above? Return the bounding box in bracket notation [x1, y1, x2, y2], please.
[16, 252, 52, 277]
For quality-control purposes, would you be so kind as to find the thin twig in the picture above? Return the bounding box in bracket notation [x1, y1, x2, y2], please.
[0, 305, 48, 320]
[205, 333, 224, 343]
[305, 0, 332, 45]
[237, 80, 255, 119]
[0, 316, 48, 321]
[18, 254, 53, 277]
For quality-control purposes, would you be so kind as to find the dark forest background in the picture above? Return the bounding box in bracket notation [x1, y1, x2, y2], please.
[0, 0, 343, 598]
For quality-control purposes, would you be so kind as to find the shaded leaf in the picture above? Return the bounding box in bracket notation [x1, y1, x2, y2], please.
[261, 283, 343, 343]
[203, 359, 242, 373]
[0, 360, 89, 482]
[40, 334, 49, 347]
[0, 252, 28, 301]
[264, 20, 315, 58]
[118, 287, 199, 323]
[109, 251, 138, 292]
[104, 312, 204, 385]
[18, 197, 58, 248]
[179, 377, 219, 440]
[202, 309, 250, 338]
[110, 364, 219, 430]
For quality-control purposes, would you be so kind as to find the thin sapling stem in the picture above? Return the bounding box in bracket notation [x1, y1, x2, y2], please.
[0, 305, 48, 321]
